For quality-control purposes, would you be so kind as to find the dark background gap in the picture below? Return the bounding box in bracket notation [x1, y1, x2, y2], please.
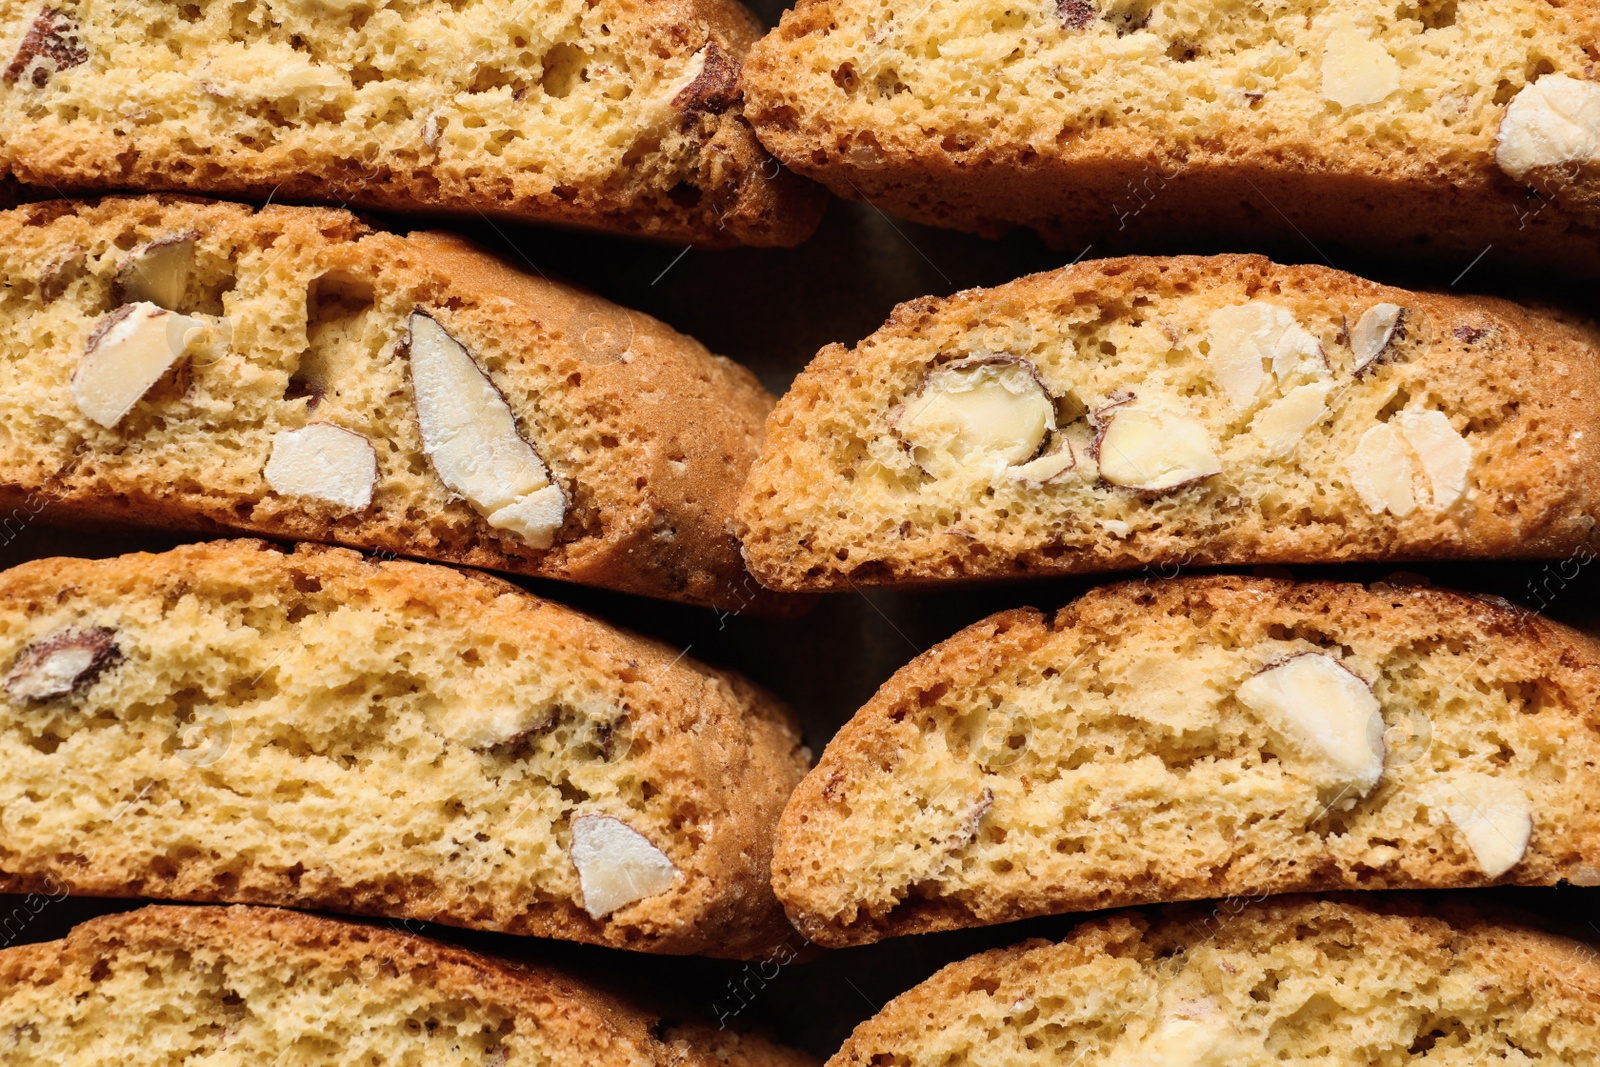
[3, 2, 1599, 1053]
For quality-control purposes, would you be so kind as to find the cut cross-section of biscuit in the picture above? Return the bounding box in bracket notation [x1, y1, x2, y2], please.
[744, 0, 1600, 268]
[737, 255, 1600, 592]
[0, 1, 824, 247]
[772, 576, 1600, 946]
[829, 897, 1600, 1067]
[0, 905, 818, 1066]
[0, 195, 787, 612]
[0, 540, 810, 957]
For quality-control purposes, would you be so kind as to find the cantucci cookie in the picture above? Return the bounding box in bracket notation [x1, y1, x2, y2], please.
[830, 897, 1600, 1067]
[737, 255, 1600, 591]
[0, 905, 818, 1066]
[0, 540, 810, 958]
[744, 0, 1600, 265]
[0, 0, 825, 247]
[773, 576, 1600, 946]
[0, 195, 783, 612]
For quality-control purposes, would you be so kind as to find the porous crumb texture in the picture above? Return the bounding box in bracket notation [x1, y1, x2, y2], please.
[0, 0, 826, 247]
[0, 540, 810, 957]
[774, 577, 1600, 946]
[830, 897, 1600, 1066]
[0, 905, 820, 1066]
[744, 0, 1600, 265]
[0, 195, 785, 612]
[737, 255, 1600, 592]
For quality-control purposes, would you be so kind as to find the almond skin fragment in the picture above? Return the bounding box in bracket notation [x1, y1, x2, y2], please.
[3, 6, 87, 87]
[72, 302, 210, 428]
[1235, 652, 1386, 804]
[5, 626, 120, 702]
[115, 233, 199, 311]
[406, 311, 566, 548]
[672, 41, 740, 114]
[1094, 400, 1221, 493]
[1009, 439, 1078, 485]
[1055, 0, 1097, 29]
[1351, 303, 1407, 375]
[890, 357, 1056, 478]
[569, 814, 680, 919]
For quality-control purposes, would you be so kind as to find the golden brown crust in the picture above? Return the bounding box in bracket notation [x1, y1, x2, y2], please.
[0, 0, 825, 247]
[774, 575, 1600, 946]
[0, 539, 810, 958]
[0, 195, 800, 614]
[400, 228, 793, 614]
[830, 895, 1600, 1066]
[0, 904, 817, 1066]
[738, 255, 1600, 591]
[745, 0, 1600, 265]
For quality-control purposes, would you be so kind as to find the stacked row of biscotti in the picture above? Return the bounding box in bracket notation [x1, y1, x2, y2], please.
[2, 0, 1599, 267]
[3, 0, 1600, 1061]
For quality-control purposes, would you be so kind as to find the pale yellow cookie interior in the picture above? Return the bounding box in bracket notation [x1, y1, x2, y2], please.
[738, 257, 1600, 589]
[0, 0, 815, 244]
[753, 0, 1594, 187]
[3, 924, 526, 1065]
[0, 196, 779, 610]
[0, 541, 806, 955]
[775, 579, 1600, 943]
[832, 901, 1600, 1066]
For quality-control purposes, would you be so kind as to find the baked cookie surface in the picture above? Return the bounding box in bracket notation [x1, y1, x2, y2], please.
[774, 576, 1600, 946]
[0, 0, 825, 247]
[0, 195, 785, 612]
[745, 0, 1600, 265]
[738, 255, 1600, 591]
[830, 896, 1600, 1066]
[0, 539, 810, 957]
[0, 904, 818, 1066]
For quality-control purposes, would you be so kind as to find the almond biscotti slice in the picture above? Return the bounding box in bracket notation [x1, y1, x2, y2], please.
[744, 0, 1600, 266]
[0, 539, 810, 958]
[737, 255, 1600, 591]
[0, 0, 825, 247]
[0, 195, 784, 612]
[0, 905, 818, 1066]
[774, 576, 1600, 947]
[830, 897, 1600, 1066]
